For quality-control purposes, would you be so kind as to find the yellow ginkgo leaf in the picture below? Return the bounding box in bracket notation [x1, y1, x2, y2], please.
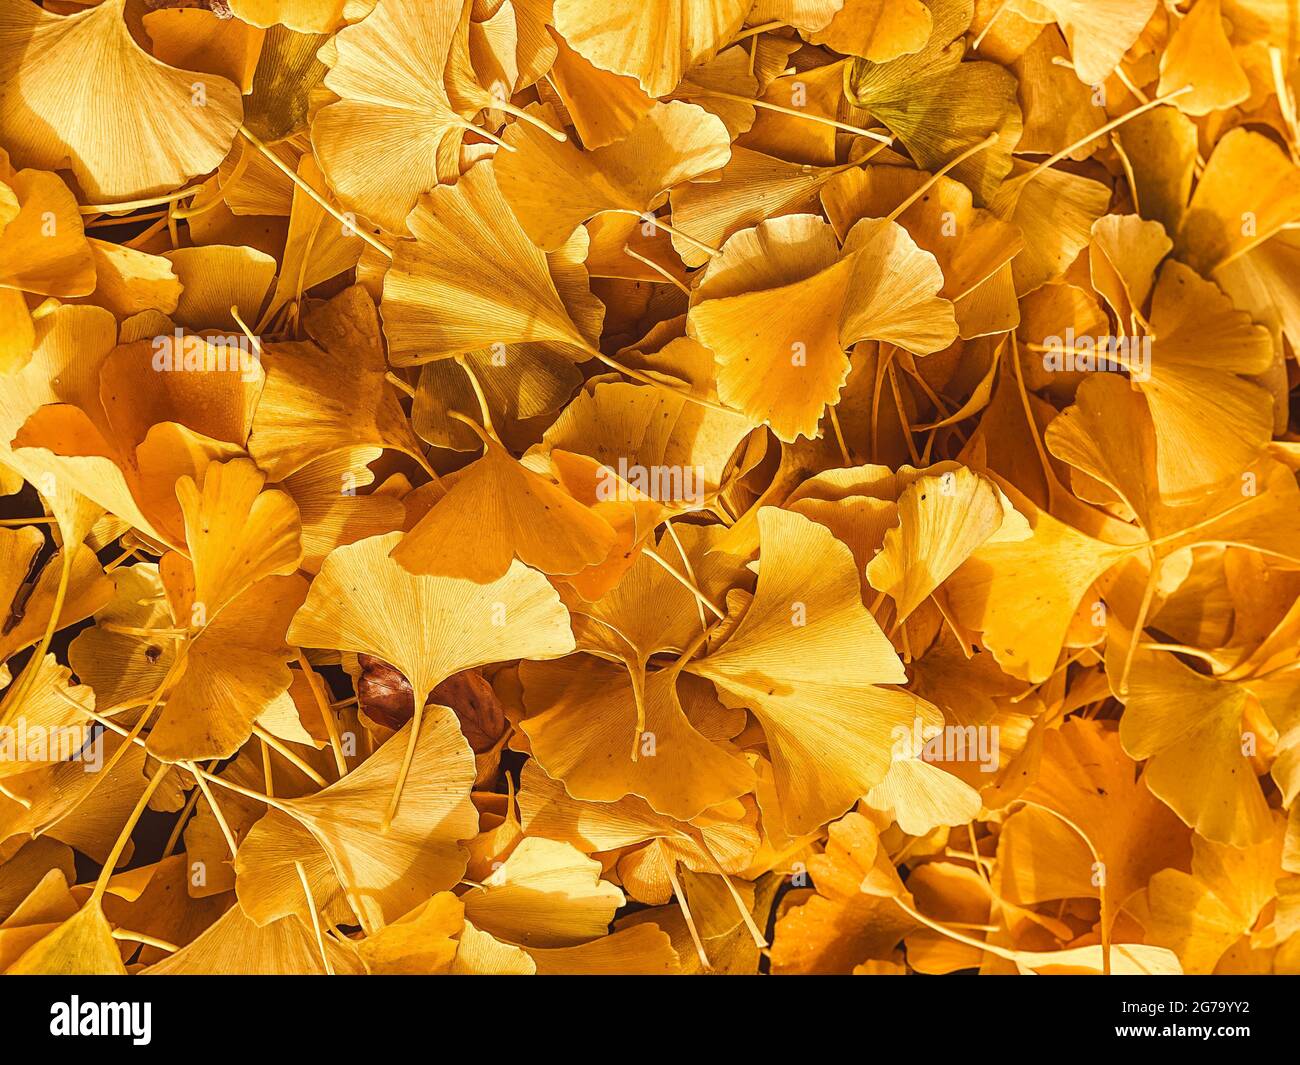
[544, 30, 655, 149]
[822, 164, 1025, 338]
[688, 214, 955, 442]
[1088, 213, 1170, 327]
[1112, 105, 1197, 238]
[1026, 0, 1156, 85]
[0, 533, 111, 668]
[147, 573, 308, 762]
[527, 922, 680, 974]
[79, 240, 181, 320]
[670, 148, 856, 268]
[1175, 128, 1300, 277]
[235, 709, 479, 930]
[143, 8, 266, 95]
[228, 0, 353, 34]
[0, 656, 98, 780]
[0, 287, 33, 374]
[518, 760, 758, 884]
[551, 0, 752, 97]
[356, 891, 464, 974]
[261, 154, 364, 325]
[807, 0, 933, 61]
[497, 100, 731, 251]
[865, 467, 1024, 622]
[176, 458, 303, 622]
[162, 245, 277, 332]
[535, 379, 755, 510]
[392, 436, 619, 583]
[383, 160, 603, 364]
[292, 532, 575, 705]
[145, 901, 362, 975]
[688, 507, 932, 835]
[1143, 816, 1285, 974]
[248, 286, 425, 480]
[1117, 643, 1274, 847]
[836, 216, 960, 353]
[996, 718, 1191, 935]
[6, 898, 125, 975]
[0, 151, 95, 298]
[0, 0, 242, 201]
[845, 0, 1021, 204]
[461, 836, 625, 947]
[519, 657, 755, 820]
[281, 449, 406, 573]
[291, 530, 574, 822]
[864, 755, 982, 836]
[1137, 261, 1274, 504]
[310, 0, 470, 231]
[769, 811, 917, 974]
[1156, 0, 1249, 115]
[687, 216, 856, 442]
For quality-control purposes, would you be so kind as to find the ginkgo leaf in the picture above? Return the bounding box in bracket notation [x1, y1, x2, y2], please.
[551, 0, 752, 97]
[143, 8, 266, 95]
[145, 901, 362, 975]
[995, 718, 1191, 934]
[235, 708, 479, 929]
[0, 152, 95, 298]
[519, 656, 755, 820]
[5, 898, 125, 975]
[769, 811, 917, 973]
[864, 755, 982, 836]
[1157, 0, 1249, 115]
[383, 160, 601, 363]
[670, 148, 857, 268]
[147, 573, 308, 762]
[845, 0, 1022, 204]
[177, 458, 303, 622]
[688, 507, 933, 834]
[356, 891, 463, 974]
[261, 153, 364, 324]
[947, 495, 1137, 682]
[1143, 816, 1285, 974]
[0, 0, 243, 201]
[1137, 261, 1274, 503]
[1028, 0, 1156, 85]
[310, 0, 469, 232]
[247, 286, 425, 480]
[1117, 642, 1274, 847]
[1177, 126, 1300, 278]
[497, 101, 732, 251]
[461, 836, 624, 947]
[518, 759, 759, 881]
[228, 0, 351, 34]
[290, 531, 576, 707]
[808, 0, 933, 61]
[535, 379, 754, 508]
[687, 215, 858, 442]
[391, 436, 619, 583]
[822, 164, 1025, 338]
[687, 214, 954, 441]
[866, 467, 1024, 622]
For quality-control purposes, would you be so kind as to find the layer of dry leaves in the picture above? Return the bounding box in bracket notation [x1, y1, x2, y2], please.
[1, 0, 1299, 977]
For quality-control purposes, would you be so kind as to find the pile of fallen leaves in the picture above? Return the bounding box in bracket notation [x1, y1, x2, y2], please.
[0, 0, 1298, 977]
